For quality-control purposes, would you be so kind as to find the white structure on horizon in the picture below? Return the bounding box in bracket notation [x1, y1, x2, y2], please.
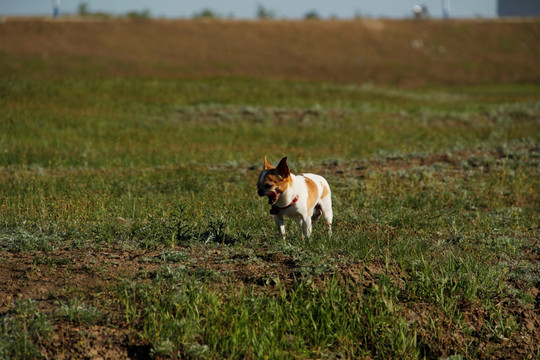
[412, 4, 428, 19]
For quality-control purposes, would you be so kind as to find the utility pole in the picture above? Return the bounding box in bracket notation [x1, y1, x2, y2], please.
[443, 0, 450, 19]
[53, 0, 60, 18]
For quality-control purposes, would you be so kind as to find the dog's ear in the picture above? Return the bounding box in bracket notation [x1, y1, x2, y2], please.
[264, 155, 275, 170]
[276, 157, 290, 177]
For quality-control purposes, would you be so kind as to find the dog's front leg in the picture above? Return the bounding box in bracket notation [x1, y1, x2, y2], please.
[299, 216, 312, 240]
[295, 218, 304, 240]
[273, 215, 286, 239]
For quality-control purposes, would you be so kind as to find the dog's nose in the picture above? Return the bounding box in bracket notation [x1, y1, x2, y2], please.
[257, 188, 265, 197]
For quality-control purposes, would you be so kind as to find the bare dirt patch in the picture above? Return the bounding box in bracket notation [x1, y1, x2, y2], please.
[314, 144, 540, 180]
[1, 241, 538, 359]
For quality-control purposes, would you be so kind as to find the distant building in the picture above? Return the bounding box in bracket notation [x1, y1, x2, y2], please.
[498, 0, 540, 17]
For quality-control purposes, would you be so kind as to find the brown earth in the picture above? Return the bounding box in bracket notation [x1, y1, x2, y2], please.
[1, 18, 540, 86]
[1, 239, 538, 359]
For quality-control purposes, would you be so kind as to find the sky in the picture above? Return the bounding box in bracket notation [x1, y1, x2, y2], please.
[0, 0, 498, 19]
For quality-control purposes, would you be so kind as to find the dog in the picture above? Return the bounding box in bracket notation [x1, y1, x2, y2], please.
[257, 156, 332, 239]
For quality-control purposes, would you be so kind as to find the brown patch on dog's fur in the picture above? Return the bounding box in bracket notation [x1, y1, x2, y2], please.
[321, 185, 330, 199]
[304, 177, 319, 212]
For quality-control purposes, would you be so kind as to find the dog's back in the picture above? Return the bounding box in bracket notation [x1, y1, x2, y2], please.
[301, 173, 332, 233]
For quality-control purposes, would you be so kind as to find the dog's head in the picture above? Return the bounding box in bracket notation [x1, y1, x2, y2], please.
[257, 156, 292, 205]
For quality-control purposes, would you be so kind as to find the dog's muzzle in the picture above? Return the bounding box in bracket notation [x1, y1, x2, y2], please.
[266, 190, 278, 205]
[258, 188, 278, 204]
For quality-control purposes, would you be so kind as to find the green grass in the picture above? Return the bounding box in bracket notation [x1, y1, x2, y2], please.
[0, 299, 53, 359]
[0, 76, 539, 358]
[119, 270, 419, 359]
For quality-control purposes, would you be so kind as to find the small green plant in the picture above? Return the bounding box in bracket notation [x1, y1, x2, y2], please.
[0, 299, 52, 359]
[171, 204, 196, 243]
[0, 229, 54, 253]
[484, 303, 518, 341]
[57, 298, 104, 325]
[204, 217, 228, 244]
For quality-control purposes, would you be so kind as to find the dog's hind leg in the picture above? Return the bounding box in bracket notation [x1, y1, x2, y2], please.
[311, 204, 322, 223]
[320, 197, 333, 237]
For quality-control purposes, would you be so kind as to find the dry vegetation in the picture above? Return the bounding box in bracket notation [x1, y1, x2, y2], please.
[1, 18, 540, 85]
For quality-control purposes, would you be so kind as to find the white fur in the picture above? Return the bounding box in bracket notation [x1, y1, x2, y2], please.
[271, 172, 333, 240]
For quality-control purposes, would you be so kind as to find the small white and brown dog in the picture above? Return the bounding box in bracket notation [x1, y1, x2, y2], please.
[257, 156, 332, 240]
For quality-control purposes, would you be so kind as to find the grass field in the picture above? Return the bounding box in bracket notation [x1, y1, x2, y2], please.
[1, 18, 539, 359]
